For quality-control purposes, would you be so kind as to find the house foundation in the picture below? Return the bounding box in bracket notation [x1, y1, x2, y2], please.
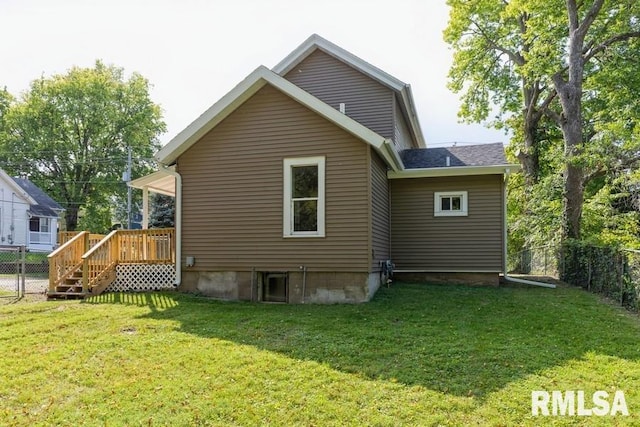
[180, 270, 381, 303]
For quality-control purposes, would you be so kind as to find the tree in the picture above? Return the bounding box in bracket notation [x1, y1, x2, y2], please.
[149, 193, 175, 228]
[0, 88, 13, 133]
[0, 61, 165, 230]
[445, 0, 640, 240]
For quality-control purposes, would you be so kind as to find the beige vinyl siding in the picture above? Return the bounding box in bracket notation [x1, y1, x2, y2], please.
[370, 149, 390, 270]
[390, 175, 504, 271]
[284, 49, 394, 139]
[177, 84, 370, 272]
[393, 96, 416, 151]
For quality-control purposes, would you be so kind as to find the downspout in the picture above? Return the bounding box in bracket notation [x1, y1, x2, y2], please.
[159, 164, 182, 287]
[142, 186, 149, 229]
[502, 168, 556, 289]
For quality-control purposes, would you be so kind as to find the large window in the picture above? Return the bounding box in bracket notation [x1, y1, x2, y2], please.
[30, 217, 51, 232]
[434, 191, 468, 217]
[283, 156, 325, 237]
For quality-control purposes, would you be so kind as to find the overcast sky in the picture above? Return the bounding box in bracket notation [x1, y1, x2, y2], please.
[1, 0, 508, 147]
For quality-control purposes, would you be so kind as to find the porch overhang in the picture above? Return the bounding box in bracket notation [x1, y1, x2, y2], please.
[129, 169, 176, 197]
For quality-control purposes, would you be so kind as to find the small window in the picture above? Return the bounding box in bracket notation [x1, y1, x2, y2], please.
[283, 157, 325, 237]
[434, 191, 468, 217]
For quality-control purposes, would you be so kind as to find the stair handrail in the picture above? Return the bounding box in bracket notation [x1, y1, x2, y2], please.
[48, 231, 89, 293]
[81, 230, 119, 292]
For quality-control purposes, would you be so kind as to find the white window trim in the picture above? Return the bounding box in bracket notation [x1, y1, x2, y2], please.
[434, 191, 468, 217]
[283, 156, 325, 238]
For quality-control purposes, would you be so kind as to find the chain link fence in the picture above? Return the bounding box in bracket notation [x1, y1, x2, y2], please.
[0, 247, 49, 300]
[509, 243, 640, 312]
[508, 245, 561, 277]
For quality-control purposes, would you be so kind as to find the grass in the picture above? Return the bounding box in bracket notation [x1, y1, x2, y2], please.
[1, 283, 639, 426]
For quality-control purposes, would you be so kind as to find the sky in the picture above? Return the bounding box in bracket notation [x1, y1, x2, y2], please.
[0, 0, 508, 147]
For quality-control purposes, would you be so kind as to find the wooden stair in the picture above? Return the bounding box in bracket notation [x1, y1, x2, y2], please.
[47, 267, 116, 300]
[47, 269, 86, 299]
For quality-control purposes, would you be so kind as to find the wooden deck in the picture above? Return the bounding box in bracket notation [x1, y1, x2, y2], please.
[48, 229, 175, 299]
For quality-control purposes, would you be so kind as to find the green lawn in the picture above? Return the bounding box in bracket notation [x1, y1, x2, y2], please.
[1, 283, 639, 426]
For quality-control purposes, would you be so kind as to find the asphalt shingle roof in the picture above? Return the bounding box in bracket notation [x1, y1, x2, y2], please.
[12, 178, 63, 218]
[401, 142, 507, 169]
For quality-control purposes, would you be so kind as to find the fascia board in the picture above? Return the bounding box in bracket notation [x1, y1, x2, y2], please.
[0, 171, 38, 205]
[156, 66, 272, 164]
[380, 140, 404, 172]
[273, 34, 425, 149]
[156, 65, 389, 166]
[273, 34, 405, 91]
[388, 164, 521, 179]
[263, 72, 387, 150]
[398, 87, 427, 148]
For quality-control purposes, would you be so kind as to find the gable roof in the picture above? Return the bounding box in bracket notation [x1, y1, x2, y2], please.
[0, 169, 37, 206]
[155, 65, 403, 171]
[401, 143, 507, 168]
[272, 34, 426, 149]
[12, 177, 63, 217]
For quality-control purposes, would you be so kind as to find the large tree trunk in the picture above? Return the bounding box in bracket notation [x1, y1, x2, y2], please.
[517, 112, 540, 185]
[555, 77, 585, 240]
[552, 0, 600, 240]
[65, 205, 80, 231]
[563, 161, 584, 239]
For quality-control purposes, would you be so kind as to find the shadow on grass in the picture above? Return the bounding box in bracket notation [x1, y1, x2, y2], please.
[84, 283, 640, 398]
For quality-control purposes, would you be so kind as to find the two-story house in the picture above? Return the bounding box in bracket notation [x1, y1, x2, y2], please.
[132, 34, 517, 303]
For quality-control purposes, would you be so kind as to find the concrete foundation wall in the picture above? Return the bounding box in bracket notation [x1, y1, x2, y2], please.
[394, 272, 499, 287]
[180, 270, 380, 303]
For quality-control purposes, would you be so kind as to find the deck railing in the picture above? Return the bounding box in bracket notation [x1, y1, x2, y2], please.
[58, 231, 105, 247]
[48, 231, 89, 291]
[82, 228, 176, 291]
[116, 229, 176, 264]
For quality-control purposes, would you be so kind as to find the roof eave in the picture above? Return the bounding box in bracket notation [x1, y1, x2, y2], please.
[156, 66, 272, 165]
[388, 164, 520, 179]
[273, 34, 426, 149]
[155, 66, 393, 169]
[272, 34, 406, 91]
[398, 86, 426, 148]
[129, 168, 177, 197]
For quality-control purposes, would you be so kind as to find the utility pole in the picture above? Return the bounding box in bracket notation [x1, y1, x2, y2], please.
[126, 146, 132, 229]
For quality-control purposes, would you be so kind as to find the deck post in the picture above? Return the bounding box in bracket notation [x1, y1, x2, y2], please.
[82, 259, 89, 293]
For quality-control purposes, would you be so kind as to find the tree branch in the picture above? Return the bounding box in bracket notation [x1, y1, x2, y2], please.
[543, 105, 563, 125]
[584, 31, 640, 62]
[471, 19, 525, 66]
[575, 0, 605, 38]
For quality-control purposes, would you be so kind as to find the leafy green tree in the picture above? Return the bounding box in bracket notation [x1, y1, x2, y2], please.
[0, 61, 165, 230]
[445, 0, 640, 240]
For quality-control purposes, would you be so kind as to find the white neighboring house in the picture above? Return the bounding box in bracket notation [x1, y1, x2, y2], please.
[0, 169, 64, 252]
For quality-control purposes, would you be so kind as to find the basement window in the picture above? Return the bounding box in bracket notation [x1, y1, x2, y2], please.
[283, 156, 325, 237]
[434, 191, 468, 217]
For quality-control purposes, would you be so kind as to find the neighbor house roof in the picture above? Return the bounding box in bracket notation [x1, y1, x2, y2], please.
[389, 143, 519, 179]
[272, 34, 426, 148]
[155, 65, 404, 171]
[12, 178, 64, 217]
